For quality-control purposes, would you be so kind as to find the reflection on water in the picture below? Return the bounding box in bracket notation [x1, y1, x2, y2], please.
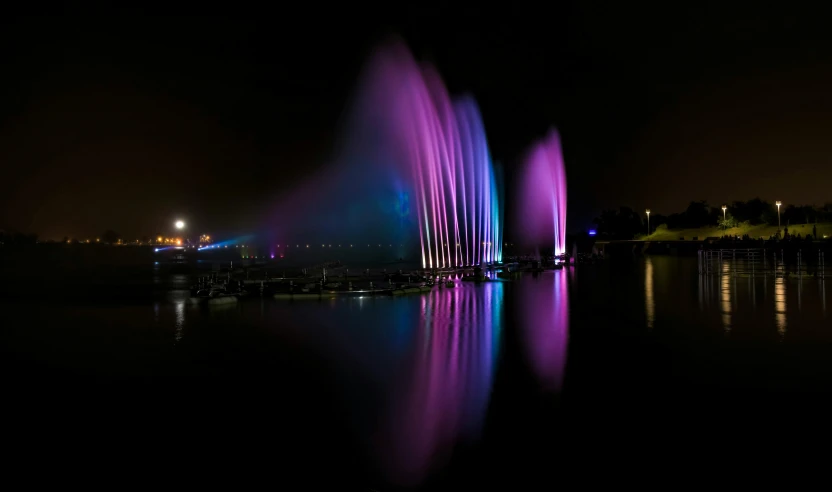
[645, 257, 655, 329]
[721, 261, 732, 332]
[382, 283, 502, 485]
[518, 271, 569, 392]
[8, 256, 832, 488]
[798, 278, 802, 312]
[695, 259, 831, 337]
[175, 299, 185, 343]
[775, 277, 787, 335]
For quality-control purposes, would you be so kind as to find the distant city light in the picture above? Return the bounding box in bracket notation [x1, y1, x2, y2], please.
[588, 229, 597, 236]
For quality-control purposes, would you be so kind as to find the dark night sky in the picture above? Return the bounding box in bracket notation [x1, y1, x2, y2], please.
[2, 5, 832, 240]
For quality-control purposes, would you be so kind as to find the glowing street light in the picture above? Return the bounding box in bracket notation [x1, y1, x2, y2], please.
[175, 220, 185, 230]
[722, 205, 727, 233]
[775, 201, 782, 230]
[645, 209, 651, 235]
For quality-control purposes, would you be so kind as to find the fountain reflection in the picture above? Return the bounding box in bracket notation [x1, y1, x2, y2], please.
[645, 257, 655, 329]
[382, 283, 502, 485]
[775, 277, 787, 335]
[518, 270, 569, 392]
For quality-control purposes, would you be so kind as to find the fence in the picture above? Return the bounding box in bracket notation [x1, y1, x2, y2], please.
[698, 248, 827, 278]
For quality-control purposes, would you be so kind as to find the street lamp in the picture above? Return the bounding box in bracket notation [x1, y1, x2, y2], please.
[722, 205, 727, 234]
[775, 201, 782, 231]
[175, 220, 185, 230]
[646, 209, 651, 235]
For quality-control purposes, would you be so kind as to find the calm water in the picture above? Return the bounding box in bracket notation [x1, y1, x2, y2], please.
[3, 256, 832, 488]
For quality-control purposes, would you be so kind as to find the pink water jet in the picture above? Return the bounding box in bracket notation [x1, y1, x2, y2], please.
[516, 129, 567, 255]
[268, 40, 503, 268]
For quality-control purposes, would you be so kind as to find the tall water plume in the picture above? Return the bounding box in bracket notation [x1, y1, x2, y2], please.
[268, 40, 503, 268]
[515, 129, 567, 255]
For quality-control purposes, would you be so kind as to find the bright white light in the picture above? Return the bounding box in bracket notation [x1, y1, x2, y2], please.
[175, 220, 185, 229]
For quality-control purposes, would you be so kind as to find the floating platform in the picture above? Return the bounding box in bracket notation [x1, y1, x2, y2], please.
[273, 292, 341, 300]
[461, 275, 490, 282]
[273, 289, 391, 300]
[391, 286, 433, 296]
[188, 295, 238, 305]
[496, 271, 523, 279]
[272, 284, 435, 300]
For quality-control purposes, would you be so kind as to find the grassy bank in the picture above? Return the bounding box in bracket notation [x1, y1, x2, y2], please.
[643, 222, 832, 241]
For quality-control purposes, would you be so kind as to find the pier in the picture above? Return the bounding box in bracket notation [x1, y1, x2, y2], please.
[185, 258, 559, 302]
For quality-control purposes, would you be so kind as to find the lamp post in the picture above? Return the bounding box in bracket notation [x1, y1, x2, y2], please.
[722, 205, 727, 234]
[775, 201, 782, 231]
[174, 220, 185, 245]
[646, 209, 651, 236]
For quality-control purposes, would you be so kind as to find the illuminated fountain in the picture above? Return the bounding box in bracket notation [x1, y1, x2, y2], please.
[515, 129, 567, 256]
[269, 41, 503, 268]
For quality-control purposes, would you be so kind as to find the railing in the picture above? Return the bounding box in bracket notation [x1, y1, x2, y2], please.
[698, 248, 827, 278]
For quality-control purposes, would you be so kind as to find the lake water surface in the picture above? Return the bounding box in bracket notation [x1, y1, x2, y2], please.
[3, 256, 831, 488]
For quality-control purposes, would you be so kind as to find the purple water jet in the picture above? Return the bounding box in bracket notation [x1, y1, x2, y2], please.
[269, 41, 503, 267]
[516, 129, 567, 255]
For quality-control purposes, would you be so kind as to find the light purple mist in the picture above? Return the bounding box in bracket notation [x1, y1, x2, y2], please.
[516, 129, 567, 255]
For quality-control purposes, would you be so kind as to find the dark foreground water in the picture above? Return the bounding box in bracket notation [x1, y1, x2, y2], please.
[3, 256, 832, 488]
